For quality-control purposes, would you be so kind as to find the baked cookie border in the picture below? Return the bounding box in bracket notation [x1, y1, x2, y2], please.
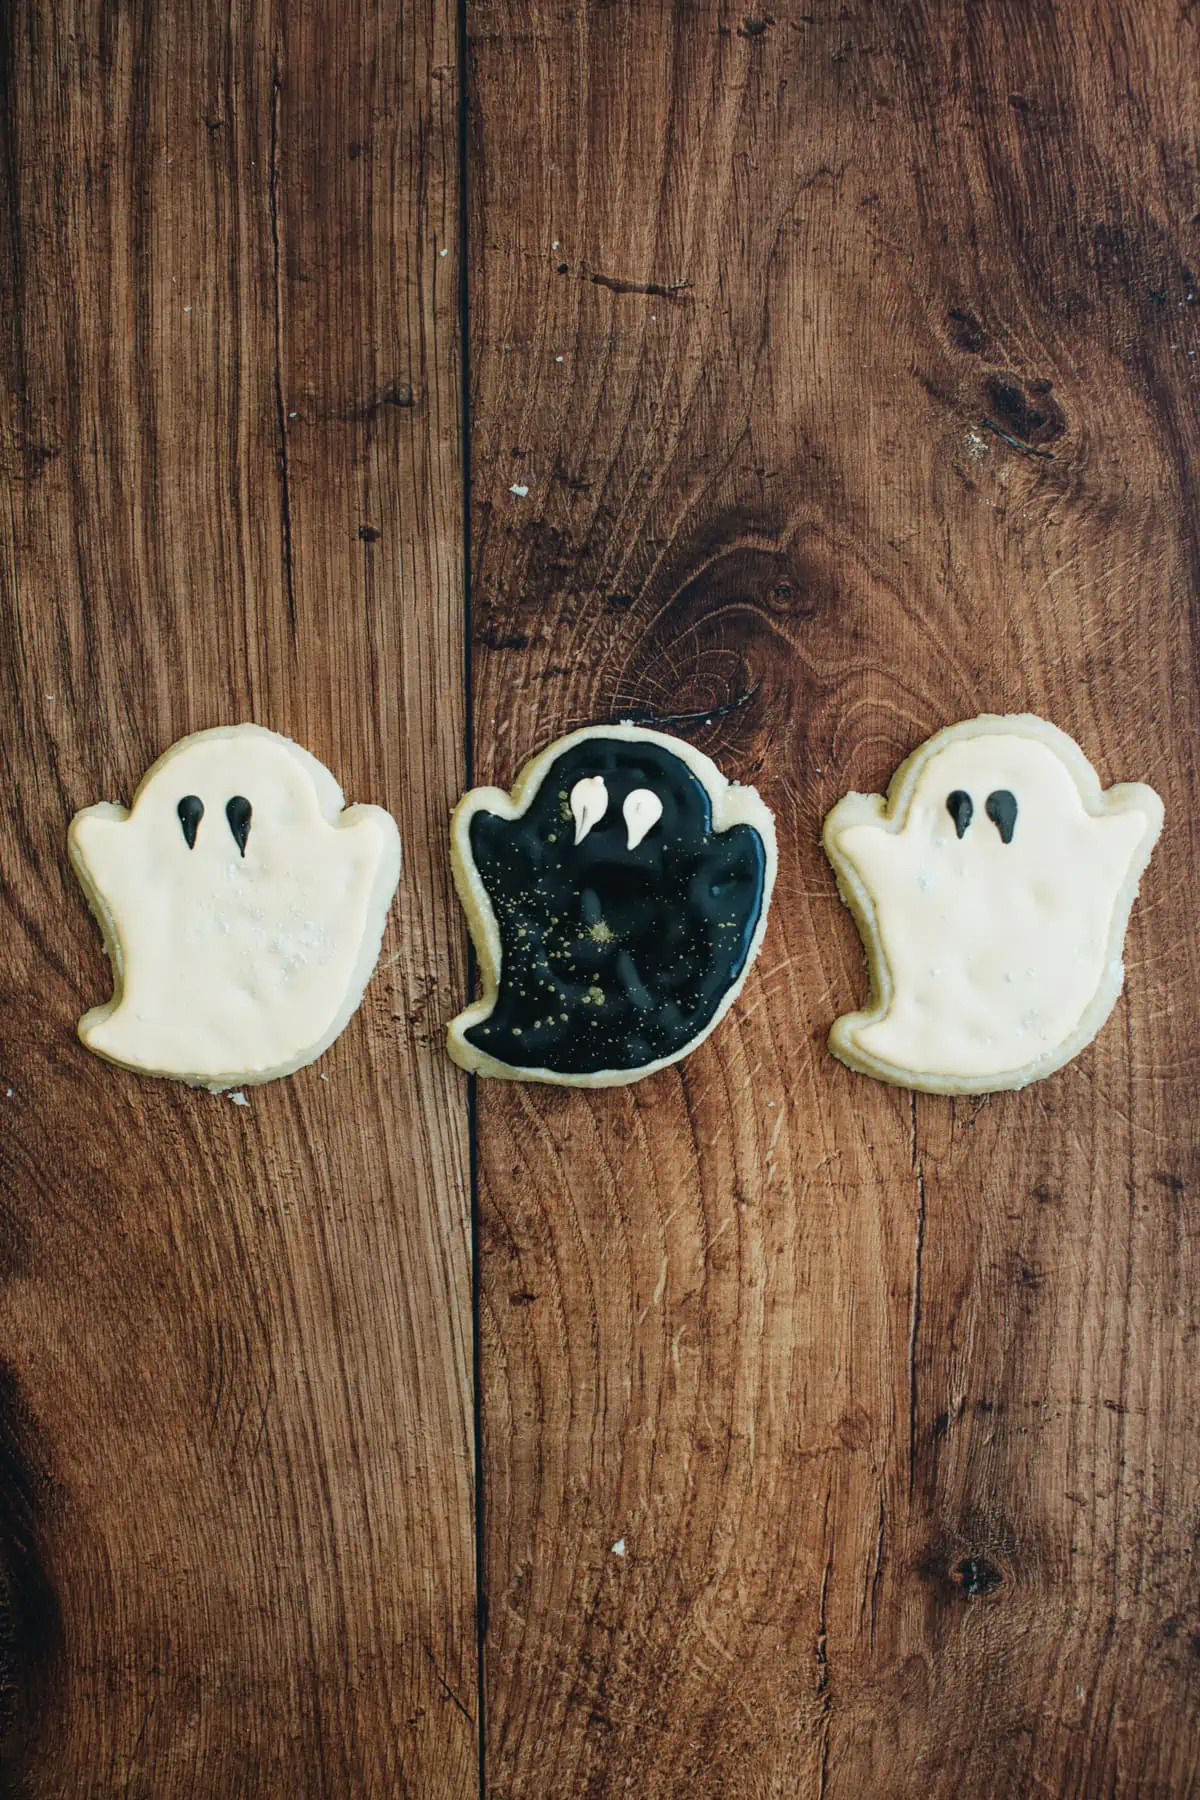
[447, 722, 777, 1086]
[822, 712, 1164, 1095]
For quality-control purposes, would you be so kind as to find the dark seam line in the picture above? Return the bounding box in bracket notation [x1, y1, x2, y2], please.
[456, 2, 487, 1795]
[468, 1063, 485, 1798]
[268, 46, 297, 638]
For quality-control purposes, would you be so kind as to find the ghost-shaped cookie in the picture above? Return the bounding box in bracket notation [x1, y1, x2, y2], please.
[69, 724, 402, 1089]
[448, 724, 776, 1085]
[823, 714, 1163, 1093]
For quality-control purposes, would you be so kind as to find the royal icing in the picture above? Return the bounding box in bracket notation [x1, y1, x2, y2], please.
[622, 787, 664, 850]
[69, 724, 402, 1089]
[824, 715, 1163, 1093]
[448, 725, 776, 1085]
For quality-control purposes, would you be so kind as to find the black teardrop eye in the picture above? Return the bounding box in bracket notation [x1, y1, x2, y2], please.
[945, 790, 973, 838]
[225, 796, 252, 856]
[985, 789, 1018, 844]
[177, 795, 204, 849]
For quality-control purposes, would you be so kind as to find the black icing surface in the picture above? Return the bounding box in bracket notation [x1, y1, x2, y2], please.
[464, 737, 768, 1076]
[177, 795, 204, 849]
[226, 795, 252, 856]
[945, 790, 973, 839]
[985, 788, 1018, 844]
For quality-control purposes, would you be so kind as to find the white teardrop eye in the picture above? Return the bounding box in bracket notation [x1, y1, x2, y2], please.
[623, 788, 663, 850]
[569, 775, 609, 844]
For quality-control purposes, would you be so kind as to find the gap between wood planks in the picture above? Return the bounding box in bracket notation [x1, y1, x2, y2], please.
[456, 0, 488, 1791]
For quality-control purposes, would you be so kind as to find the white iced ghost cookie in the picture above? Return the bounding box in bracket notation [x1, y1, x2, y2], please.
[69, 725, 402, 1090]
[823, 715, 1163, 1094]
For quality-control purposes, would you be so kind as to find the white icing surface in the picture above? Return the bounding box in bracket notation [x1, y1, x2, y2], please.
[830, 727, 1161, 1084]
[570, 775, 608, 844]
[70, 725, 401, 1088]
[622, 786, 663, 849]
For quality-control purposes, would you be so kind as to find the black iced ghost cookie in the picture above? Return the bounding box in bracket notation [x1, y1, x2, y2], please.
[447, 724, 777, 1085]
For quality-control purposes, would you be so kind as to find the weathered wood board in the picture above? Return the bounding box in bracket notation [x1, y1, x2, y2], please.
[1, 0, 475, 1793]
[467, 2, 1200, 1794]
[3, 0, 1199, 1794]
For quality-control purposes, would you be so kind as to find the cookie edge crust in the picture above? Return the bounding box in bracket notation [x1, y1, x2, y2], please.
[68, 723, 403, 1092]
[446, 722, 778, 1087]
[822, 712, 1165, 1095]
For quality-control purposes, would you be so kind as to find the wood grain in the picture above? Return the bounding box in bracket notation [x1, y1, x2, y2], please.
[0, 1, 475, 1795]
[467, 2, 1200, 1794]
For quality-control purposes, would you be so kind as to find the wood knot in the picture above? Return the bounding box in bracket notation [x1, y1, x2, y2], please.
[983, 374, 1065, 449]
[917, 1532, 1017, 1606]
[954, 1557, 1003, 1598]
[947, 307, 991, 356]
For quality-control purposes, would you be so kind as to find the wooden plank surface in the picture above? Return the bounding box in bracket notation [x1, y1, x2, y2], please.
[0, 1, 475, 1795]
[5, 0, 1200, 1795]
[467, 2, 1200, 1795]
